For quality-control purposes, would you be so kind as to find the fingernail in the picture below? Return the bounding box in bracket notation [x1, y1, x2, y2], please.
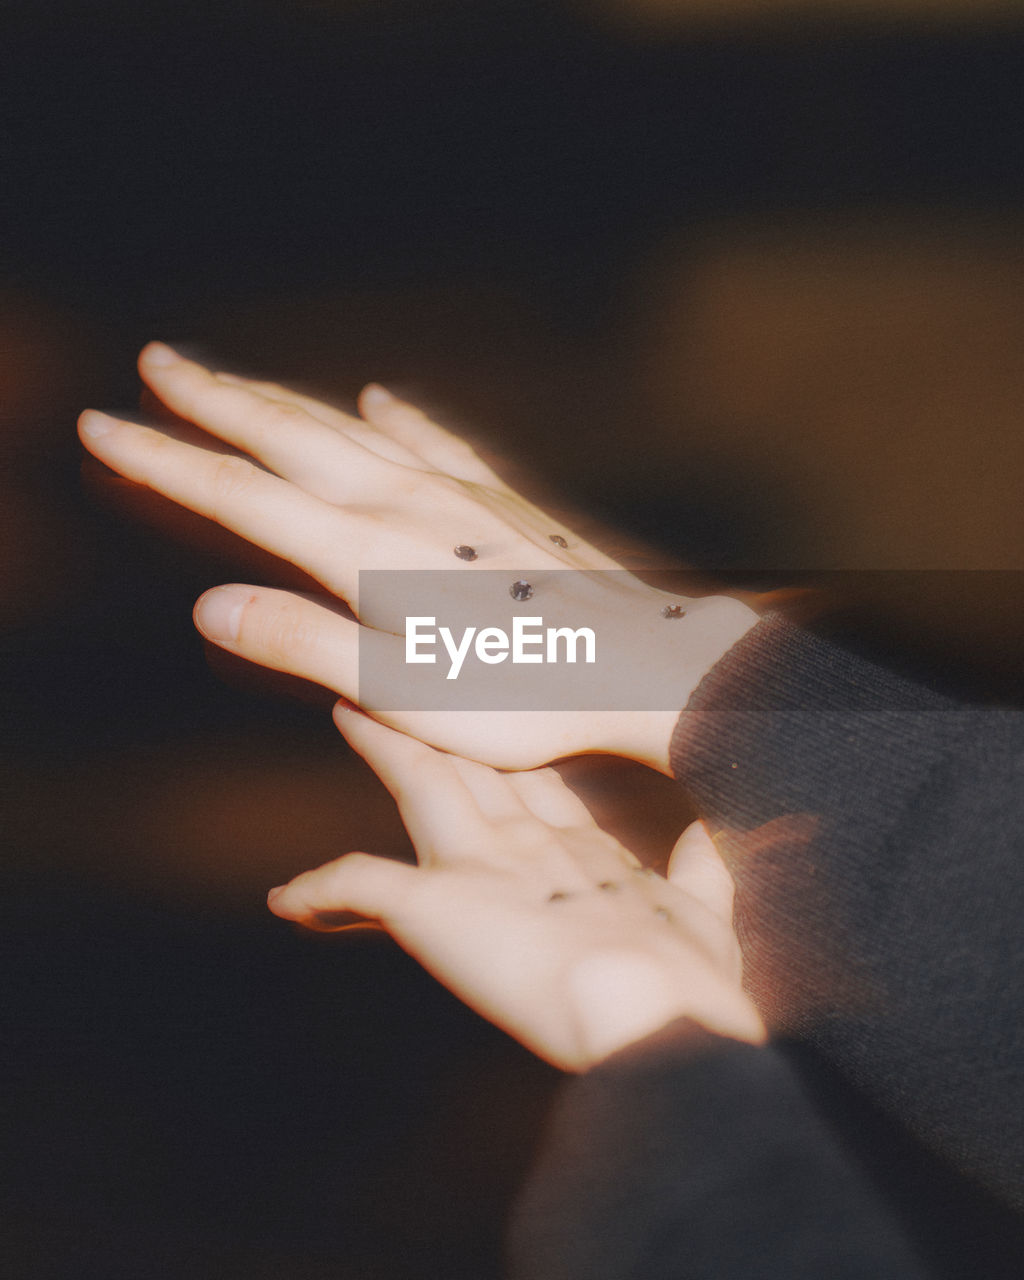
[332, 698, 367, 728]
[361, 383, 393, 409]
[266, 885, 285, 903]
[78, 410, 114, 439]
[194, 585, 248, 642]
[142, 341, 180, 367]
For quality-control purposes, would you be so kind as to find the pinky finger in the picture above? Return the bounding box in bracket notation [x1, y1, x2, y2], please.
[505, 767, 604, 832]
[267, 850, 419, 928]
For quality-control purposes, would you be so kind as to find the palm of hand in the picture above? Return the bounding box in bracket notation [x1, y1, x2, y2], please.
[268, 709, 766, 1071]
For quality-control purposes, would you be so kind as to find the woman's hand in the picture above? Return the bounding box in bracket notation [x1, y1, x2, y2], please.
[78, 343, 758, 770]
[267, 707, 766, 1072]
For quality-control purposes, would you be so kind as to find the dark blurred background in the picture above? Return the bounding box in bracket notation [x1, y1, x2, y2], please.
[3, 1, 1023, 1276]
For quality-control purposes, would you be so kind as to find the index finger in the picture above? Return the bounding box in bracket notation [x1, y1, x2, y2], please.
[332, 706, 492, 864]
[78, 410, 369, 601]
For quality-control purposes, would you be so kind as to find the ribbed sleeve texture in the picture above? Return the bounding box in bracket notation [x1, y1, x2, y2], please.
[509, 617, 1024, 1279]
[509, 1021, 931, 1280]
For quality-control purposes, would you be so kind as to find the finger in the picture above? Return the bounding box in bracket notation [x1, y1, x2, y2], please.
[358, 389, 621, 570]
[214, 371, 361, 433]
[138, 343, 394, 499]
[358, 384, 509, 488]
[507, 770, 645, 880]
[666, 821, 736, 923]
[193, 583, 367, 688]
[358, 386, 622, 571]
[216, 372, 430, 470]
[79, 410, 367, 599]
[446, 754, 534, 822]
[138, 382, 192, 430]
[267, 850, 420, 926]
[505, 767, 601, 830]
[332, 705, 490, 859]
[84, 456, 318, 589]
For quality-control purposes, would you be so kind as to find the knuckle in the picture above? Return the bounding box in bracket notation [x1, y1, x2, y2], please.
[209, 453, 257, 501]
[341, 852, 375, 873]
[136, 424, 174, 462]
[261, 398, 305, 428]
[245, 601, 316, 664]
[448, 436, 477, 460]
[367, 466, 425, 505]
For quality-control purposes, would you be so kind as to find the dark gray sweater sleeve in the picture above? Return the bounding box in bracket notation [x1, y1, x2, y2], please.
[669, 615, 1023, 1206]
[508, 1020, 931, 1279]
[508, 616, 1023, 1279]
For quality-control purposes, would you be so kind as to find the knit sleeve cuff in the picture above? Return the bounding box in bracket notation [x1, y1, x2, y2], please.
[668, 614, 954, 835]
[508, 1017, 928, 1280]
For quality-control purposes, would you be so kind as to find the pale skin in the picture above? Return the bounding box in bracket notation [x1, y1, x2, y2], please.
[269, 705, 765, 1070]
[77, 342, 765, 1064]
[78, 342, 759, 772]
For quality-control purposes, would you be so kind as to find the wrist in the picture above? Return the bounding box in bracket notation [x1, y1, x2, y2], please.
[566, 948, 766, 1071]
[588, 593, 760, 773]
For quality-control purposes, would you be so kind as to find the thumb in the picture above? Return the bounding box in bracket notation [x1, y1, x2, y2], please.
[666, 820, 736, 924]
[267, 849, 420, 929]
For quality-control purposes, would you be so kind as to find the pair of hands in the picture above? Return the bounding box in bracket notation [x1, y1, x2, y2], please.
[78, 344, 764, 1066]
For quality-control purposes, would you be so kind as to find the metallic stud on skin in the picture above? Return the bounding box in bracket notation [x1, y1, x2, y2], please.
[510, 580, 534, 601]
[454, 545, 478, 561]
[549, 534, 568, 548]
[661, 604, 686, 619]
